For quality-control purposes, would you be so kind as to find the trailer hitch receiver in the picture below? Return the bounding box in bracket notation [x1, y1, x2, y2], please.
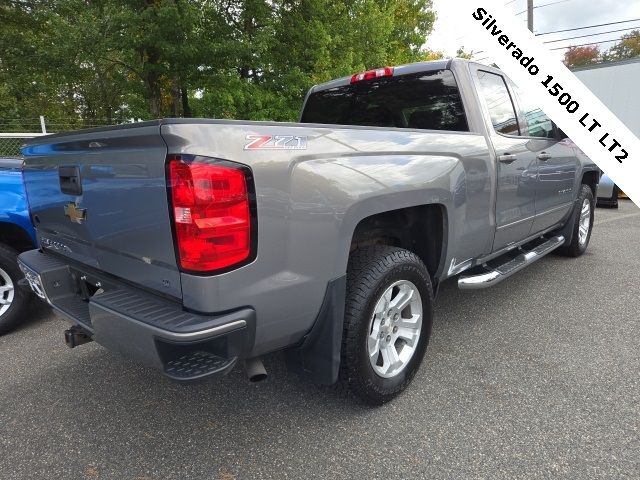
[64, 325, 93, 348]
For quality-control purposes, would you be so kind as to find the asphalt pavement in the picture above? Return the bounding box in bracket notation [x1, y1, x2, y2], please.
[1, 201, 638, 480]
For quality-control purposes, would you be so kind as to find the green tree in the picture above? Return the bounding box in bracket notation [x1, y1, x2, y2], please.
[0, 0, 77, 130]
[605, 30, 640, 61]
[455, 47, 473, 59]
[261, 0, 436, 120]
[0, 0, 437, 125]
[422, 50, 445, 60]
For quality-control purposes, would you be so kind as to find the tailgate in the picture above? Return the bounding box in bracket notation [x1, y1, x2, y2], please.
[21, 123, 182, 299]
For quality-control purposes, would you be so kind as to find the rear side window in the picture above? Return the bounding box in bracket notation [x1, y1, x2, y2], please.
[301, 70, 469, 132]
[476, 70, 519, 136]
[513, 86, 555, 138]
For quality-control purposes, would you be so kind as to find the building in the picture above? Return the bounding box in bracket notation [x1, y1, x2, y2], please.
[573, 57, 640, 136]
[573, 57, 639, 202]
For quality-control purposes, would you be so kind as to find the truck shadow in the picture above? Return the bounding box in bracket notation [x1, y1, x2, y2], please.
[3, 256, 562, 462]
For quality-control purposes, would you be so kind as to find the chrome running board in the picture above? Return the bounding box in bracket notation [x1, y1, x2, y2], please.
[458, 235, 565, 290]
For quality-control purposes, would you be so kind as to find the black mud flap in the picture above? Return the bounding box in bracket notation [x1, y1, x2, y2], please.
[285, 275, 346, 385]
[554, 197, 580, 246]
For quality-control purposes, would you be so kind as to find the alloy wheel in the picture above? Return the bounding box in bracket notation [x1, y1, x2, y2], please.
[0, 266, 15, 317]
[367, 280, 423, 378]
[578, 198, 591, 246]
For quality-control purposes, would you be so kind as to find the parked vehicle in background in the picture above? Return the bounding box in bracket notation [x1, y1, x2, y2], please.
[597, 173, 619, 208]
[574, 59, 640, 211]
[0, 158, 37, 334]
[18, 59, 599, 404]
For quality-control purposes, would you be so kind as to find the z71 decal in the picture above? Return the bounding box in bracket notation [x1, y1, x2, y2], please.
[244, 135, 307, 150]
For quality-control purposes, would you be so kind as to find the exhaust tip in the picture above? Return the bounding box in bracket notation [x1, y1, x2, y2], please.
[248, 372, 268, 383]
[243, 357, 267, 382]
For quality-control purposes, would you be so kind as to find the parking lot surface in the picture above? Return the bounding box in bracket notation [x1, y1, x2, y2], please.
[1, 201, 638, 480]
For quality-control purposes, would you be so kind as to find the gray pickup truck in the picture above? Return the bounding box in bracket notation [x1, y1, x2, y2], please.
[18, 59, 598, 404]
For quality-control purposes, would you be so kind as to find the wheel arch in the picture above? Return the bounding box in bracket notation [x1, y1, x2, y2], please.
[581, 169, 600, 198]
[348, 203, 448, 287]
[0, 221, 36, 252]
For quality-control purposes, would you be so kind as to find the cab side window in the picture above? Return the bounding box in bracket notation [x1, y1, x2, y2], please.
[513, 86, 555, 138]
[476, 70, 520, 136]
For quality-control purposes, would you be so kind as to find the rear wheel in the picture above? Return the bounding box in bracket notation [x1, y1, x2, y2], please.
[558, 184, 594, 257]
[340, 246, 433, 405]
[0, 244, 31, 335]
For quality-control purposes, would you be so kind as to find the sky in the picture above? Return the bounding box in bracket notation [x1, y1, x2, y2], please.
[426, 0, 640, 63]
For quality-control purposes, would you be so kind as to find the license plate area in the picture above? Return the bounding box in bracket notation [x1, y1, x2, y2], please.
[67, 268, 110, 301]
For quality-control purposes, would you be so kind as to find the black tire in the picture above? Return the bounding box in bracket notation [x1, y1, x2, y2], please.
[339, 246, 433, 405]
[558, 184, 595, 257]
[0, 244, 32, 335]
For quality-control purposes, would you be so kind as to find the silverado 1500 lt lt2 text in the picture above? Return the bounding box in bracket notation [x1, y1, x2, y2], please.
[18, 59, 598, 404]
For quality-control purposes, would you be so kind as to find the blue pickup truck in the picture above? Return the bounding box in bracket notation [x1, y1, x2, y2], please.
[0, 158, 37, 334]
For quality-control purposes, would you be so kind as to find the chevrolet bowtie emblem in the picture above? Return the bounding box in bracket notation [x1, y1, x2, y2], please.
[64, 202, 87, 224]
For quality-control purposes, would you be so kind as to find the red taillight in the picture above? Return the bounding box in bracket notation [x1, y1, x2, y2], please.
[350, 67, 394, 84]
[168, 156, 253, 272]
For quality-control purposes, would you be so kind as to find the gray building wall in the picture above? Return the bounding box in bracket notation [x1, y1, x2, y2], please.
[573, 58, 640, 137]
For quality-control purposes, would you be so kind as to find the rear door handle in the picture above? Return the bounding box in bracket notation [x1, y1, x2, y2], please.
[497, 153, 517, 164]
[538, 152, 552, 161]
